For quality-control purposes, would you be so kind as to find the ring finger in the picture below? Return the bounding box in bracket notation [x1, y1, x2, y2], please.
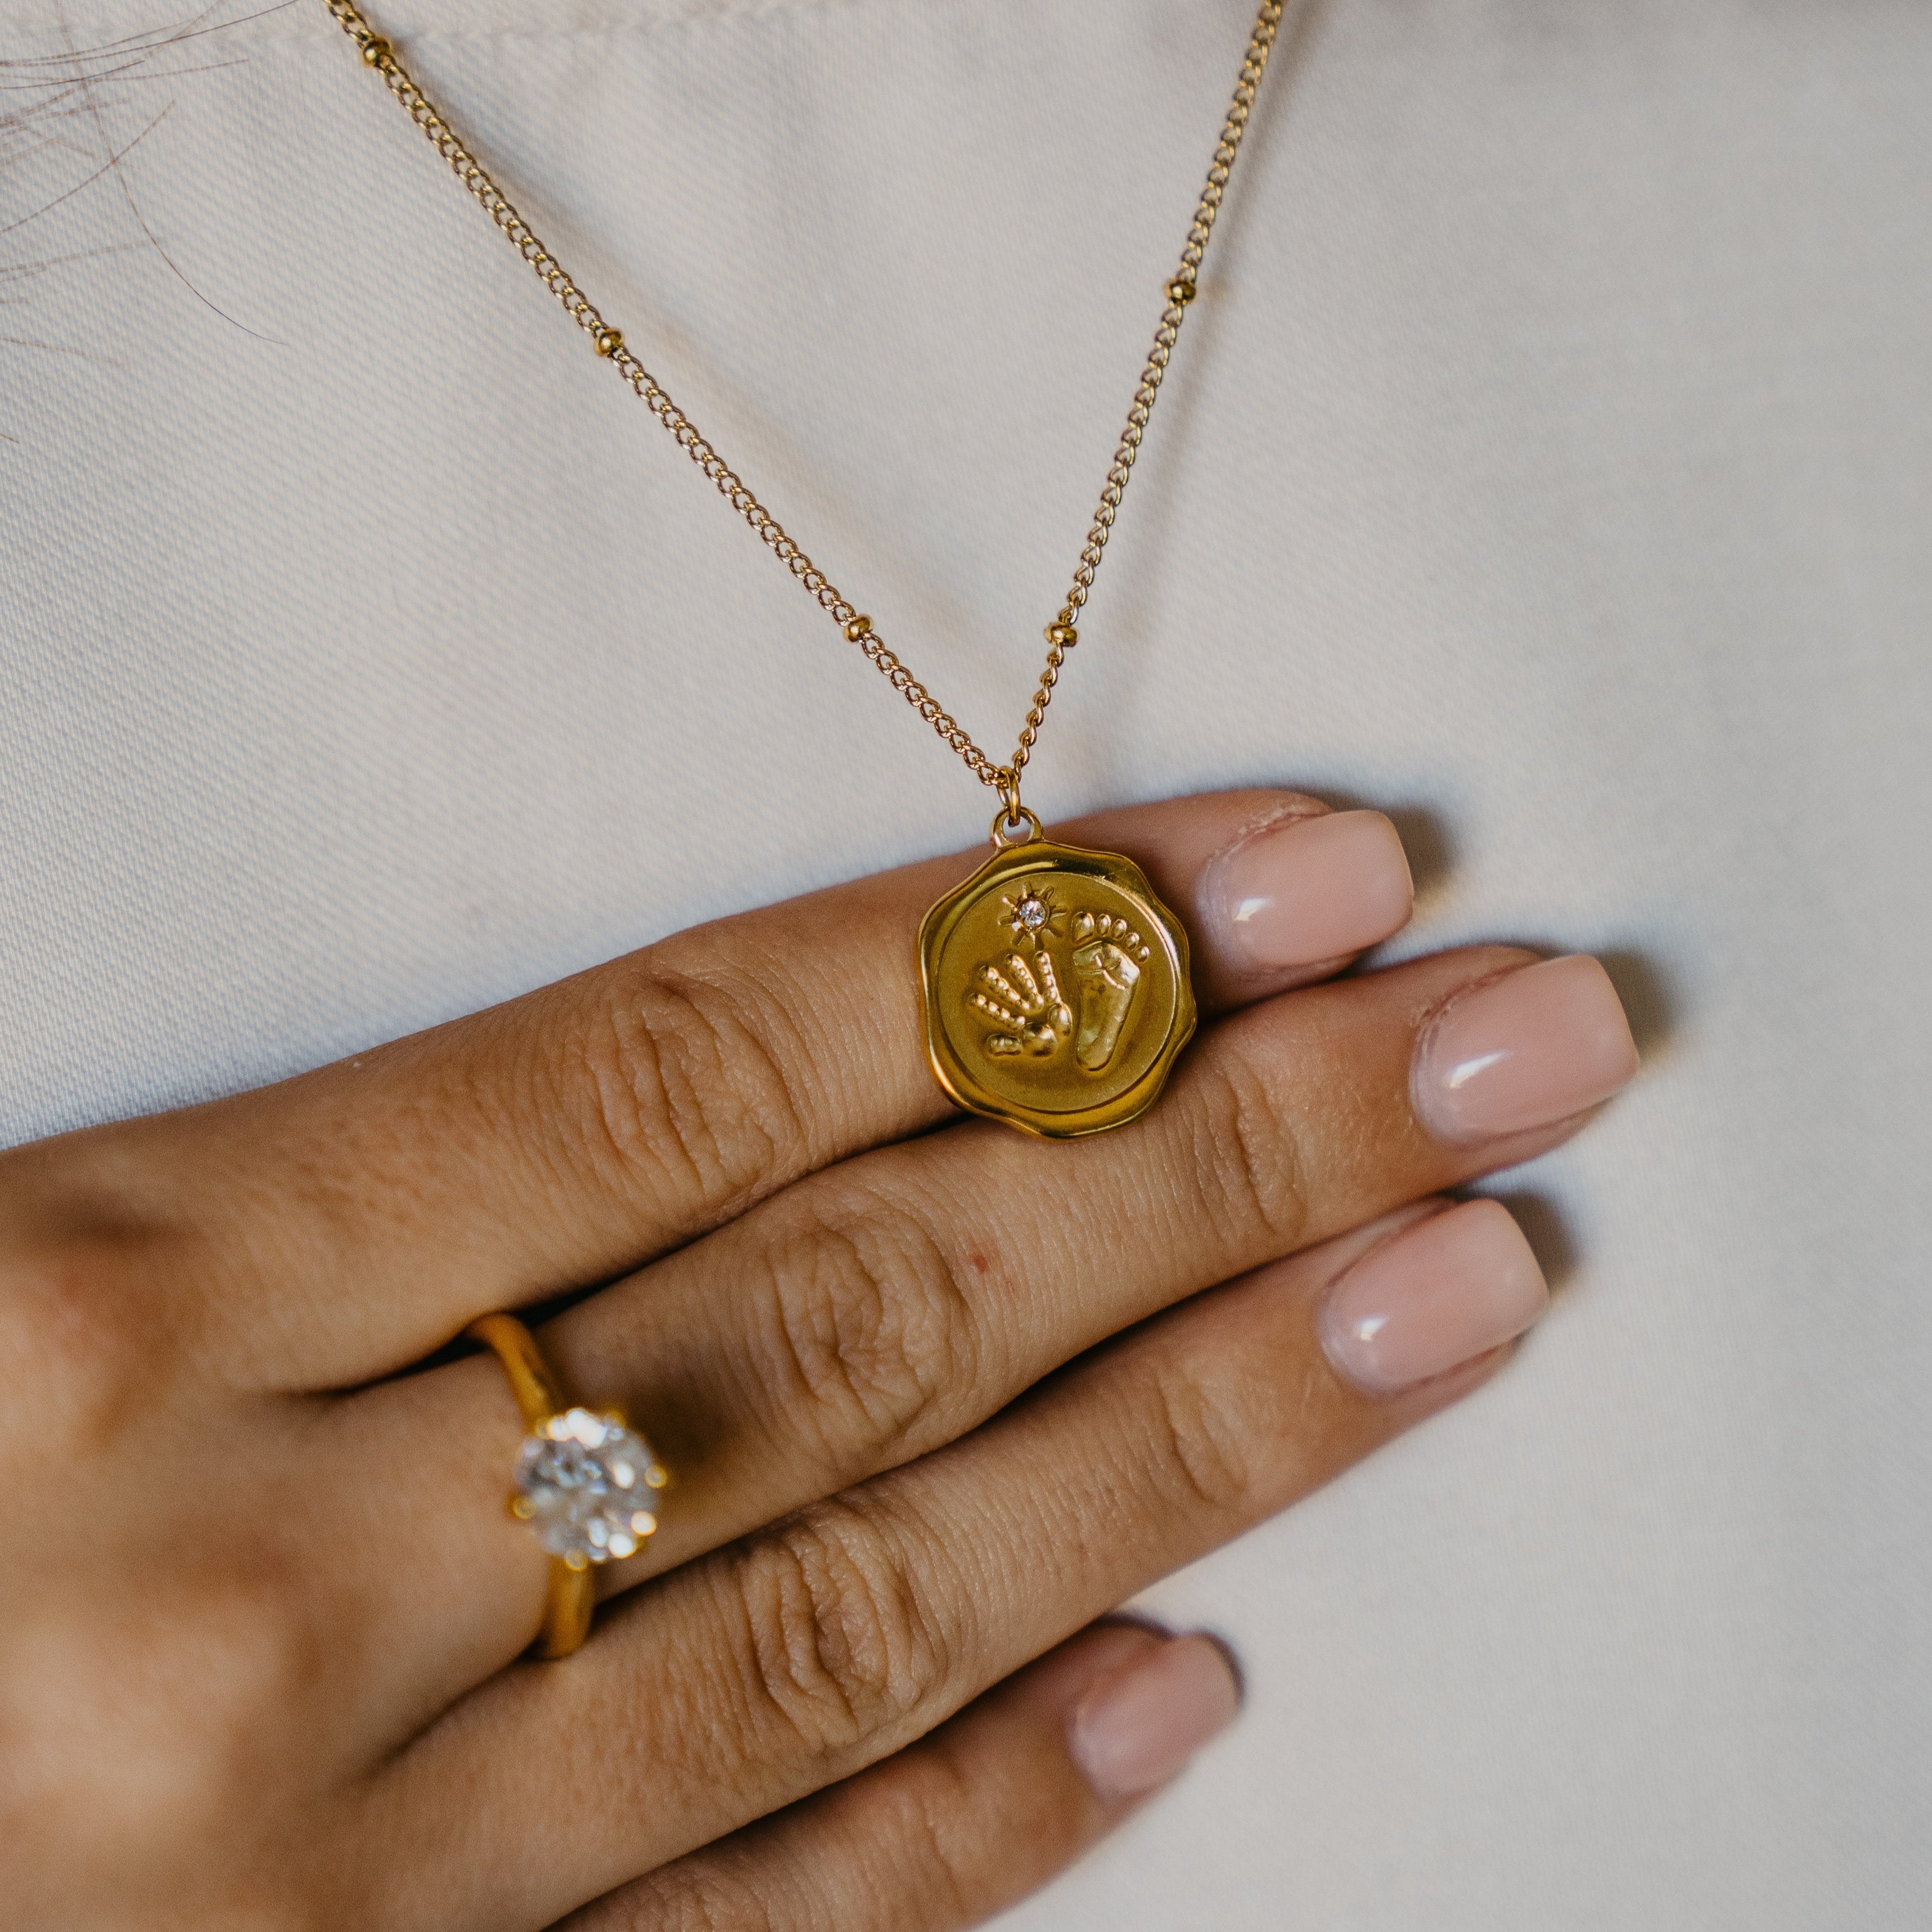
[369, 1197, 1551, 1929]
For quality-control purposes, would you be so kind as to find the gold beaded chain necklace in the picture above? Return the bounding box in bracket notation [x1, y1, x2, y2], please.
[324, 0, 1283, 1138]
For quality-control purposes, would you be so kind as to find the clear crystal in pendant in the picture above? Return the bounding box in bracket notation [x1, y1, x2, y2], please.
[512, 1407, 663, 1565]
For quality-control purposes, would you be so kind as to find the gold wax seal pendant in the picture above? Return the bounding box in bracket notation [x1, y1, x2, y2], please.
[920, 808, 1197, 1139]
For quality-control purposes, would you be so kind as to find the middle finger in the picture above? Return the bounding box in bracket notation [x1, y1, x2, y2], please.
[340, 943, 1636, 1716]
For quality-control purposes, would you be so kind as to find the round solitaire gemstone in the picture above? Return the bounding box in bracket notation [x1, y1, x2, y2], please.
[1017, 894, 1047, 931]
[512, 1407, 662, 1565]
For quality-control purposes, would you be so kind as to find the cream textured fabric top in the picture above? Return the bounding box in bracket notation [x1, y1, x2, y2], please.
[3, 1, 1927, 1923]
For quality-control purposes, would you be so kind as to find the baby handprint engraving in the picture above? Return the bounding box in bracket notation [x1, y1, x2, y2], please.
[967, 952, 1073, 1058]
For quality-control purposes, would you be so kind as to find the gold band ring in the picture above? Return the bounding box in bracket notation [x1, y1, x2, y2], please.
[467, 1313, 667, 1661]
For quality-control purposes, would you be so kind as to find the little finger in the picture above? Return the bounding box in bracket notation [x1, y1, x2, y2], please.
[557, 1620, 1237, 1932]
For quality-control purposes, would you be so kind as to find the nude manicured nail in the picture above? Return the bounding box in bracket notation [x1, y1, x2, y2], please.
[1319, 1199, 1549, 1394]
[1069, 1634, 1241, 1801]
[1207, 810, 1414, 970]
[1413, 954, 1637, 1144]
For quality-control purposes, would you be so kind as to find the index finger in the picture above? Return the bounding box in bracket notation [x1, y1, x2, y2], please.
[3, 791, 1412, 1387]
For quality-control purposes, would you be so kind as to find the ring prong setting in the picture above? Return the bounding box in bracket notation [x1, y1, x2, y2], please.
[512, 1407, 667, 1569]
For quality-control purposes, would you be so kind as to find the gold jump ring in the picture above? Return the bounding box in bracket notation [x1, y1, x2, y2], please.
[988, 803, 1044, 849]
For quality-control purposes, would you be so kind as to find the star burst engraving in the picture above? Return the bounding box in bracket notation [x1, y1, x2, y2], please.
[999, 885, 1069, 951]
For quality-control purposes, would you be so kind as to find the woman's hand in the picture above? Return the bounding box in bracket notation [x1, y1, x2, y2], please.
[0, 789, 1636, 1931]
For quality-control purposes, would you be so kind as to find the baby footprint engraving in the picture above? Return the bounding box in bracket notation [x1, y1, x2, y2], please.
[1071, 911, 1152, 1072]
[969, 952, 1073, 1058]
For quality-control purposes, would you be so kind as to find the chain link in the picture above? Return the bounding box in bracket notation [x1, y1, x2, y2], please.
[322, 0, 1283, 802]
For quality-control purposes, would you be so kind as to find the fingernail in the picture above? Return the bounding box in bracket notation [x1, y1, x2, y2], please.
[1319, 1198, 1549, 1394]
[1412, 954, 1637, 1144]
[1069, 1634, 1242, 1801]
[1206, 810, 1414, 971]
